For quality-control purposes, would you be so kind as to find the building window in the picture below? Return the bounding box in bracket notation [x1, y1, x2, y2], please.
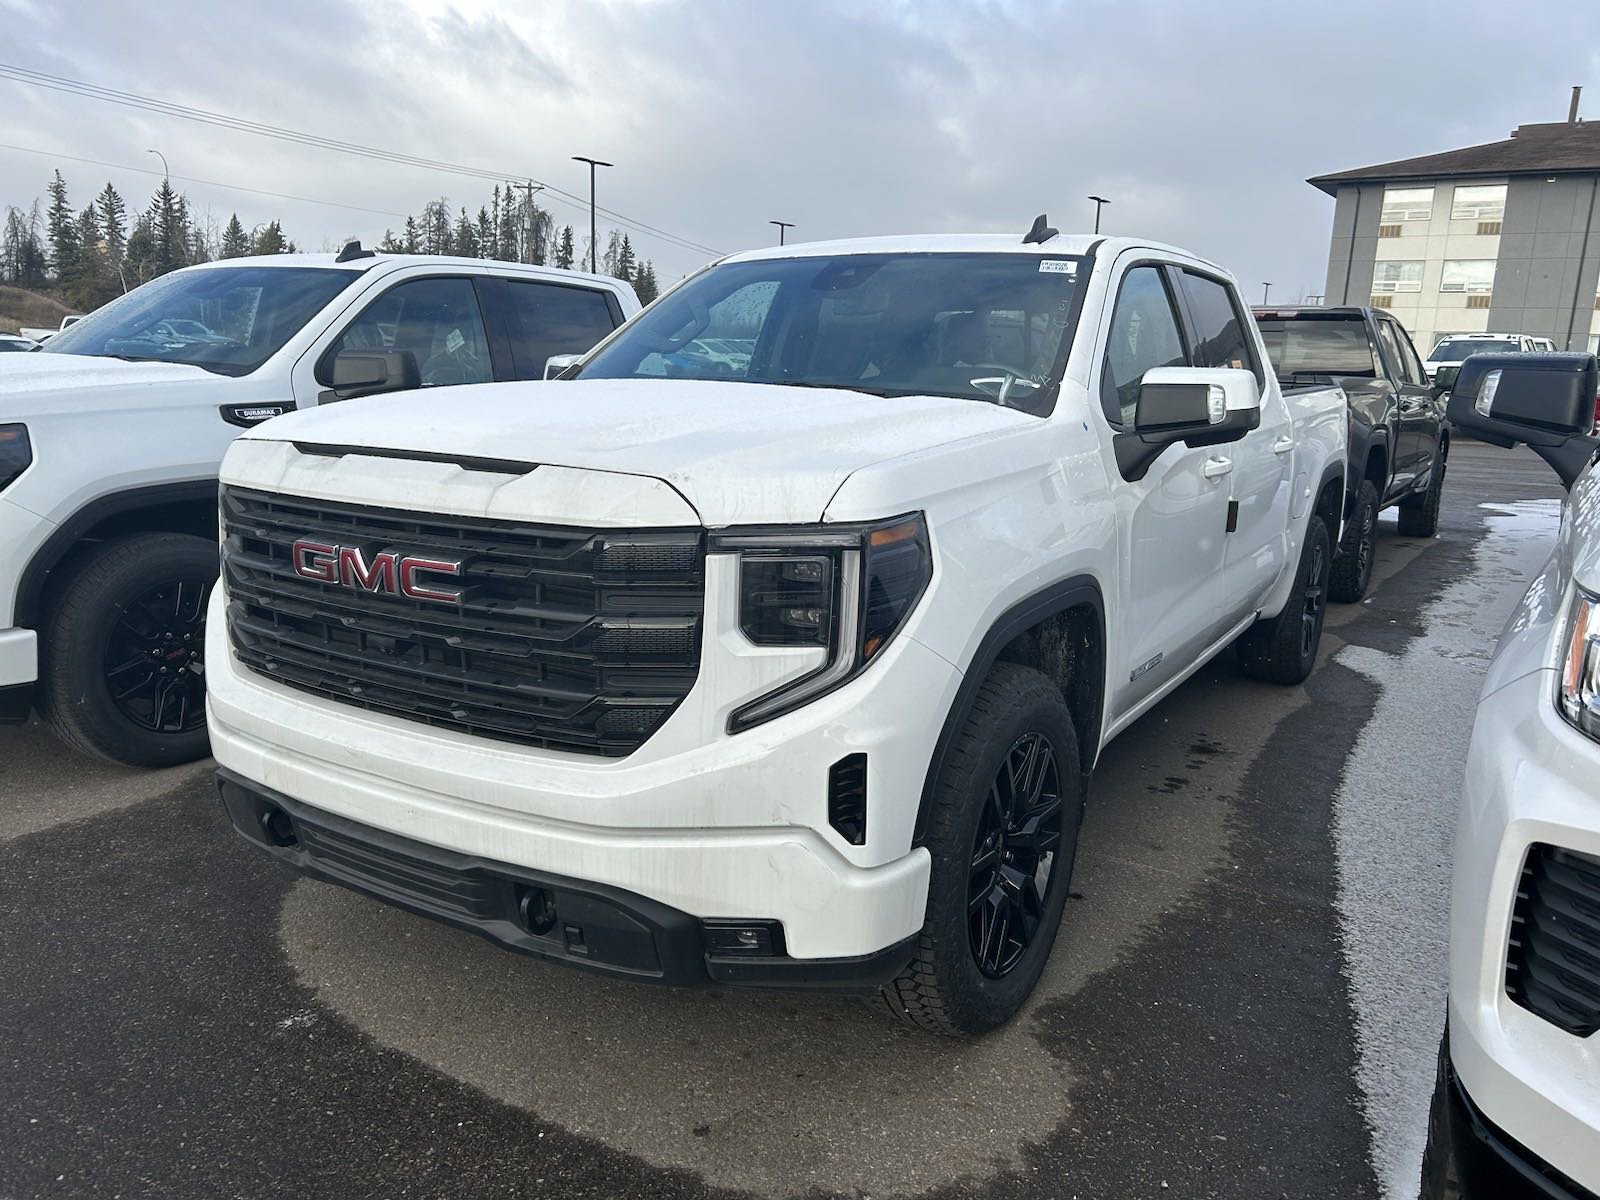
[1451, 184, 1506, 222]
[1372, 261, 1425, 293]
[1440, 260, 1496, 294]
[1380, 187, 1434, 223]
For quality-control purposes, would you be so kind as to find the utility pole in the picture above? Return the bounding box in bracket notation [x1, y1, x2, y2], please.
[1088, 195, 1109, 234]
[769, 220, 795, 246]
[572, 156, 612, 273]
[1261, 282, 1272, 305]
[518, 179, 545, 263]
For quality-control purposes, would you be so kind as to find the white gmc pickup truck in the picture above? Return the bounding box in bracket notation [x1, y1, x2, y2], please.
[208, 227, 1347, 1033]
[0, 246, 638, 765]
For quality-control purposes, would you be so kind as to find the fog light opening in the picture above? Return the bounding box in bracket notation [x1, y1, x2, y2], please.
[517, 886, 558, 937]
[259, 806, 298, 848]
[702, 919, 784, 957]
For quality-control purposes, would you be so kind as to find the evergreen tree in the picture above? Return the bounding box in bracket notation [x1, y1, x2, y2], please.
[221, 214, 250, 258]
[376, 228, 404, 253]
[401, 216, 421, 254]
[554, 225, 575, 270]
[251, 220, 288, 255]
[453, 207, 478, 258]
[148, 178, 188, 273]
[633, 261, 660, 304]
[125, 212, 156, 284]
[421, 200, 451, 255]
[496, 188, 519, 262]
[475, 206, 494, 259]
[45, 169, 78, 278]
[64, 203, 102, 307]
[614, 234, 636, 284]
[96, 183, 126, 262]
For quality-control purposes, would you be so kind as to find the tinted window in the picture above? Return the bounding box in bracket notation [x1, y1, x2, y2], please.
[1429, 337, 1521, 360]
[579, 253, 1087, 410]
[1373, 320, 1407, 383]
[1387, 322, 1427, 385]
[42, 265, 358, 376]
[324, 277, 491, 389]
[499, 280, 618, 380]
[1178, 272, 1259, 382]
[1255, 318, 1380, 379]
[1101, 266, 1187, 426]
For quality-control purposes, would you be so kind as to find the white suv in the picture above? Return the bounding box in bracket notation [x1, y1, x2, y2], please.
[0, 246, 637, 765]
[1424, 351, 1600, 1197]
[207, 230, 1347, 1033]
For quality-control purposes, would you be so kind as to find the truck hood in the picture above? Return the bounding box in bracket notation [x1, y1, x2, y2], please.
[244, 378, 1035, 525]
[0, 353, 217, 410]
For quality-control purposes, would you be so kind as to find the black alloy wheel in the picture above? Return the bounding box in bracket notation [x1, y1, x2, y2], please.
[968, 731, 1064, 978]
[1300, 535, 1328, 661]
[103, 577, 211, 734]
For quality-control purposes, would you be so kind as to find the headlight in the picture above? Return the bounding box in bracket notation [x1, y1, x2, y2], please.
[1558, 587, 1600, 741]
[0, 424, 31, 492]
[714, 513, 932, 732]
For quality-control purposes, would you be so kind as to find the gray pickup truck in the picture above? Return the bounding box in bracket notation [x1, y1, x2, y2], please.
[1253, 306, 1448, 602]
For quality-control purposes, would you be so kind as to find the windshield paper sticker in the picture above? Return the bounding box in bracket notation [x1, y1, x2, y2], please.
[445, 328, 465, 353]
[1039, 260, 1076, 274]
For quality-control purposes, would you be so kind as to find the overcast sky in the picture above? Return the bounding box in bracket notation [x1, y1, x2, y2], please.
[4, 0, 1600, 296]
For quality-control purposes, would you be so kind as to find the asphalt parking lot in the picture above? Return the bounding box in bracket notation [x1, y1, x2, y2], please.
[0, 440, 1568, 1200]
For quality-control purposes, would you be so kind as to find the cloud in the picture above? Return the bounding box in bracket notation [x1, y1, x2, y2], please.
[3, 0, 1599, 294]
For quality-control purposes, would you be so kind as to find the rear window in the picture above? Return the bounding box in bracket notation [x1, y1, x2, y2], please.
[1428, 337, 1520, 360]
[1255, 318, 1380, 380]
[498, 279, 619, 380]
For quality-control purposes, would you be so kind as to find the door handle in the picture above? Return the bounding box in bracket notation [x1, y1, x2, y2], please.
[1203, 457, 1234, 479]
[1272, 437, 1296, 455]
[1398, 397, 1424, 414]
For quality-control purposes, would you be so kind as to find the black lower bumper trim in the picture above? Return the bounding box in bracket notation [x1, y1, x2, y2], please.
[0, 682, 33, 724]
[1447, 1046, 1598, 1200]
[216, 768, 916, 992]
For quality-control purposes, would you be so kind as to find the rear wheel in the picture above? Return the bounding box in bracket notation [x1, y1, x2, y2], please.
[1398, 441, 1447, 537]
[1235, 516, 1332, 685]
[1330, 479, 1379, 603]
[881, 663, 1083, 1036]
[40, 532, 216, 766]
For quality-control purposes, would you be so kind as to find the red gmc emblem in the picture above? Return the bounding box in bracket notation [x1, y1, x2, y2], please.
[289, 539, 464, 604]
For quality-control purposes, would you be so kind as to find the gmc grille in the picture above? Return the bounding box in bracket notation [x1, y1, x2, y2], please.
[1505, 844, 1600, 1037]
[220, 486, 704, 757]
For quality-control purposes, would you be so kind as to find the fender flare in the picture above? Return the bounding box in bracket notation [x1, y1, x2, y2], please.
[14, 480, 218, 630]
[913, 573, 1105, 847]
[1317, 459, 1347, 542]
[1346, 421, 1389, 507]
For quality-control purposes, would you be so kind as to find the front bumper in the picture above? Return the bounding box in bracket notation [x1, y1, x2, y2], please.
[1449, 667, 1600, 1192]
[218, 770, 916, 990]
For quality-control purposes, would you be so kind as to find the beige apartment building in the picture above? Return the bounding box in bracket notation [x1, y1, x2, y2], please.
[1311, 105, 1600, 359]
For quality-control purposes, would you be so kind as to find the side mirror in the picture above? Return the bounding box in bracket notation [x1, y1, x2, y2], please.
[1115, 367, 1262, 482]
[545, 353, 583, 380]
[1447, 352, 1600, 488]
[322, 349, 420, 402]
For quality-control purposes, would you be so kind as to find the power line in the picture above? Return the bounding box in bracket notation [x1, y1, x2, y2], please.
[0, 62, 724, 259]
[0, 140, 410, 219]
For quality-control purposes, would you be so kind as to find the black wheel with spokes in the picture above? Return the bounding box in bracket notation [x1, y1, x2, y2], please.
[882, 662, 1084, 1036]
[1330, 479, 1379, 603]
[968, 732, 1064, 978]
[41, 532, 218, 766]
[1236, 515, 1333, 686]
[102, 577, 211, 735]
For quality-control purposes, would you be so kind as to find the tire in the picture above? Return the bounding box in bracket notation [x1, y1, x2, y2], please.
[1235, 515, 1332, 686]
[881, 662, 1084, 1036]
[1329, 479, 1379, 603]
[1420, 1034, 1465, 1199]
[1398, 441, 1447, 537]
[40, 532, 217, 767]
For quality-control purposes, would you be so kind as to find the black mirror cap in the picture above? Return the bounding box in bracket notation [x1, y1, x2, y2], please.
[1447, 352, 1597, 446]
[329, 349, 421, 395]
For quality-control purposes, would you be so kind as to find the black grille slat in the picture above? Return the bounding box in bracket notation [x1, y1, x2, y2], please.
[1506, 844, 1600, 1036]
[221, 486, 704, 756]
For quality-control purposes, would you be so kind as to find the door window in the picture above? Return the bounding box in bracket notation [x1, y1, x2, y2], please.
[1387, 322, 1428, 385]
[1100, 266, 1187, 426]
[1373, 319, 1408, 382]
[1178, 271, 1261, 384]
[323, 276, 492, 389]
[498, 280, 619, 380]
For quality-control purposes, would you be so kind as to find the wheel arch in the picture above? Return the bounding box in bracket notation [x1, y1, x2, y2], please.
[16, 480, 218, 631]
[913, 574, 1105, 847]
[1317, 461, 1346, 543]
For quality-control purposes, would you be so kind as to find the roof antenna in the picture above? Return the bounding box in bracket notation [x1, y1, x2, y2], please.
[1022, 214, 1058, 245]
[335, 240, 376, 263]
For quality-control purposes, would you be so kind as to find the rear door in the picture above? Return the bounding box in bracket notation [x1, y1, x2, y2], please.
[1375, 316, 1436, 487]
[1093, 259, 1233, 720]
[1176, 269, 1291, 615]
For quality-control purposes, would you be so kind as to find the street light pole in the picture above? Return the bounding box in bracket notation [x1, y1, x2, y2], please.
[147, 148, 170, 182]
[769, 220, 795, 245]
[1088, 195, 1109, 235]
[1261, 282, 1272, 305]
[572, 156, 612, 273]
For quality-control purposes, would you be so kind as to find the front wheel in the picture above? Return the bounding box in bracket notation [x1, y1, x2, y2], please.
[1235, 516, 1332, 685]
[881, 662, 1084, 1036]
[1330, 479, 1379, 603]
[40, 532, 217, 766]
[1398, 442, 1447, 538]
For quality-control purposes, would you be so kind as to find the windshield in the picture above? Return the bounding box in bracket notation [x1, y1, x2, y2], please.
[1428, 337, 1519, 361]
[43, 265, 359, 376]
[1255, 318, 1380, 380]
[576, 252, 1089, 410]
